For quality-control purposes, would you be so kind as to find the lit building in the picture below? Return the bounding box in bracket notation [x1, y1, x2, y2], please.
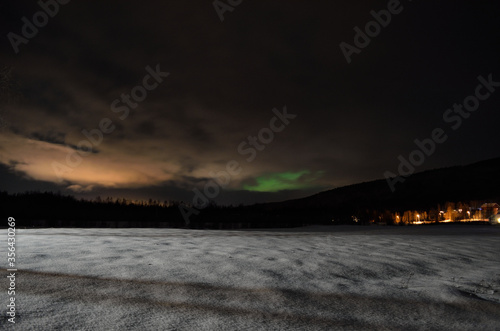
[480, 203, 499, 220]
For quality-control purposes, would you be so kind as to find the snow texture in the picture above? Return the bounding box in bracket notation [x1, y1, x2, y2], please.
[1, 225, 500, 330]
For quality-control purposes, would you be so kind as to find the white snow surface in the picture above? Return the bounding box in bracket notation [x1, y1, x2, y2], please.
[1, 225, 500, 330]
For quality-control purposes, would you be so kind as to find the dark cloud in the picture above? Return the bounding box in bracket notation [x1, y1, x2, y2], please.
[0, 0, 499, 205]
[28, 131, 100, 154]
[29, 131, 65, 145]
[134, 120, 157, 136]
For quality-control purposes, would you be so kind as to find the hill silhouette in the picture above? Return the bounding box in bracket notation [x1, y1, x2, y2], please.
[267, 156, 500, 211]
[1, 157, 499, 228]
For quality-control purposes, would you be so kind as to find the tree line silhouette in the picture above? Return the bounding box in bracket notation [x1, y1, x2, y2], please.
[1, 156, 499, 229]
[0, 190, 496, 229]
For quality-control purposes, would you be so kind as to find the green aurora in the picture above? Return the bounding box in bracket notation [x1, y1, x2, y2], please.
[243, 170, 324, 192]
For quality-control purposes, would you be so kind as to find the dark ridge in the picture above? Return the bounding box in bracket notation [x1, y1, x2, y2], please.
[1, 157, 499, 228]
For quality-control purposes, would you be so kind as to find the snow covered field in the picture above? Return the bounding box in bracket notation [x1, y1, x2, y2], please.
[2, 225, 500, 330]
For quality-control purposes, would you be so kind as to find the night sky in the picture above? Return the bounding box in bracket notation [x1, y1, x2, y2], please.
[1, 0, 499, 205]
